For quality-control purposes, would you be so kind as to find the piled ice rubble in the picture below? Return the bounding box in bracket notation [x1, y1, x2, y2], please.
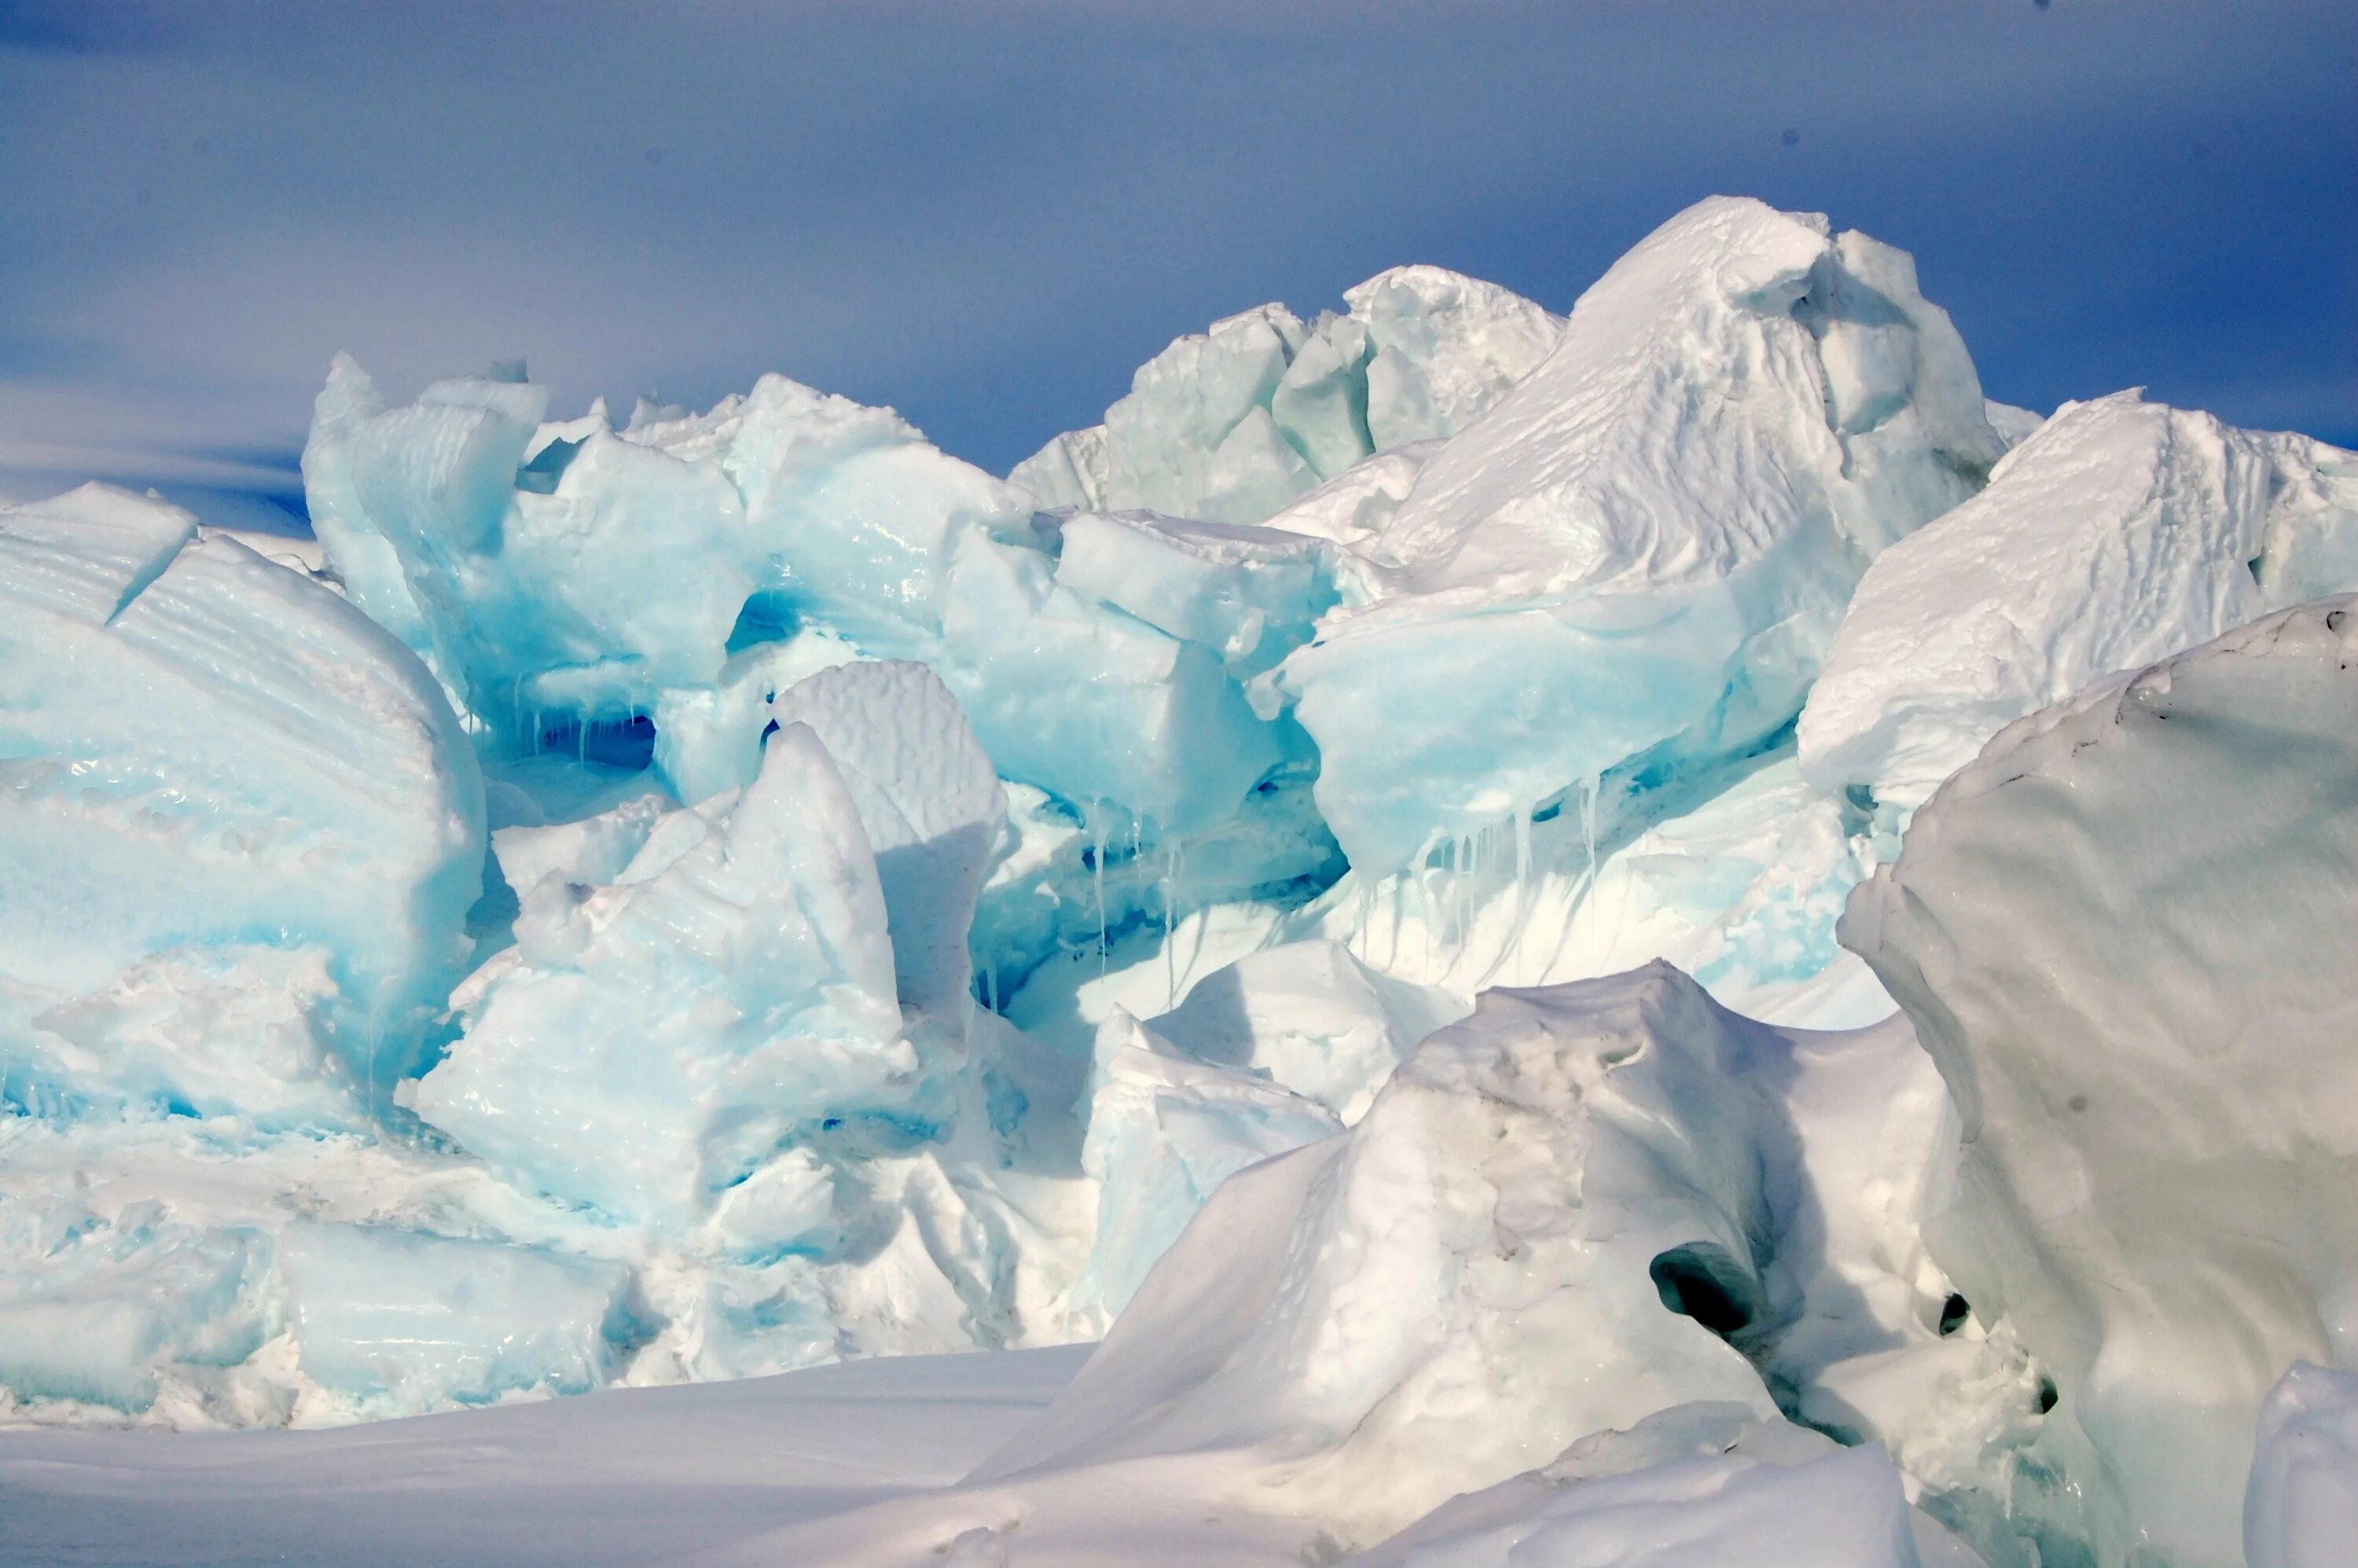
[6, 185, 2358, 1567]
[1262, 196, 2007, 876]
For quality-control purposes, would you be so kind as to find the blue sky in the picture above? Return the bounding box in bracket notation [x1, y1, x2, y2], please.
[2, 0, 2351, 530]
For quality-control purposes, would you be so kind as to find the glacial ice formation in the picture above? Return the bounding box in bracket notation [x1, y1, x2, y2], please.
[411, 722, 913, 1229]
[9, 187, 2358, 1568]
[1846, 597, 2358, 1566]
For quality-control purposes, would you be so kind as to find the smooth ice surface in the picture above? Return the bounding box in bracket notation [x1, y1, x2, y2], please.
[2246, 1363, 2358, 1568]
[0, 483, 484, 1107]
[1361, 1419, 1929, 1568]
[1844, 597, 2358, 1567]
[1801, 391, 2358, 813]
[1269, 196, 2005, 874]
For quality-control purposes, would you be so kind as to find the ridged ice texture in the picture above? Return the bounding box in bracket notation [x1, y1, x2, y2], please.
[1270, 196, 2007, 874]
[1843, 597, 2358, 1568]
[768, 660, 1007, 1015]
[1008, 267, 1563, 526]
[0, 483, 484, 1108]
[1800, 390, 2358, 813]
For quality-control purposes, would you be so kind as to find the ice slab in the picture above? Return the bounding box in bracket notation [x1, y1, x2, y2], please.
[769, 660, 1007, 1015]
[1077, 1008, 1340, 1316]
[304, 358, 1034, 744]
[1843, 597, 2358, 1567]
[281, 1223, 635, 1411]
[1801, 390, 2358, 814]
[411, 724, 908, 1229]
[0, 483, 484, 1107]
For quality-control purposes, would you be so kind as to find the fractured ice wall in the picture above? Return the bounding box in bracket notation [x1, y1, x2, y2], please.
[1844, 597, 2358, 1567]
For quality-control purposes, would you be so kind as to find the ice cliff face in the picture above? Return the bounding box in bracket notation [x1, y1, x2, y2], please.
[7, 191, 2358, 1568]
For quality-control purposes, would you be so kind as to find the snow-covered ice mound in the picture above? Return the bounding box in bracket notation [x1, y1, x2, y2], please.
[975, 963, 1976, 1548]
[1846, 596, 2358, 1566]
[1263, 195, 2005, 876]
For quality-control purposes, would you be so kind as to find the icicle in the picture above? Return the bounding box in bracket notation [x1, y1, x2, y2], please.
[1091, 813, 1110, 977]
[1162, 841, 1181, 1013]
[1578, 773, 1603, 908]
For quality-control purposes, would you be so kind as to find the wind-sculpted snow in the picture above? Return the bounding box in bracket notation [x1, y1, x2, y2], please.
[0, 483, 485, 1112]
[1844, 597, 2358, 1567]
[1265, 196, 2007, 875]
[1802, 391, 2358, 814]
[1353, 1410, 1938, 1568]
